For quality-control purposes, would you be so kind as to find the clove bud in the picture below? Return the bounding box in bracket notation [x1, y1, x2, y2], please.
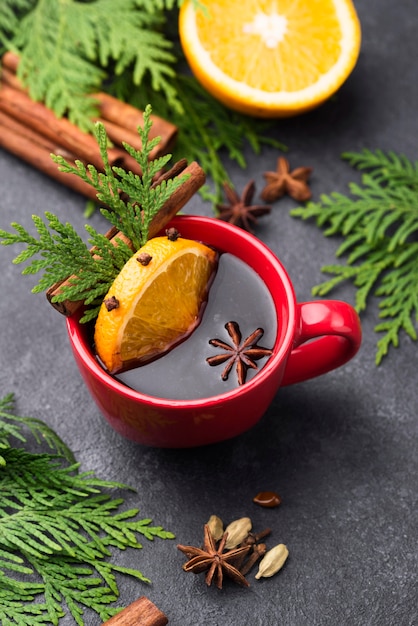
[137, 252, 152, 266]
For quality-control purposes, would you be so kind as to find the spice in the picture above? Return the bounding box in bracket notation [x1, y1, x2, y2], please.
[224, 517, 252, 549]
[240, 542, 267, 576]
[207, 515, 224, 542]
[216, 180, 271, 233]
[228, 527, 270, 572]
[242, 528, 272, 546]
[253, 491, 283, 508]
[137, 252, 153, 266]
[206, 321, 273, 386]
[101, 596, 168, 626]
[177, 524, 251, 589]
[261, 157, 312, 203]
[166, 227, 180, 241]
[255, 544, 289, 579]
[104, 296, 119, 311]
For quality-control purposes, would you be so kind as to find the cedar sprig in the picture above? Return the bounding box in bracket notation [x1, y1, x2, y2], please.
[291, 149, 418, 364]
[0, 0, 181, 129]
[0, 393, 174, 625]
[52, 104, 185, 250]
[0, 392, 74, 466]
[343, 148, 418, 190]
[0, 105, 185, 322]
[0, 213, 133, 324]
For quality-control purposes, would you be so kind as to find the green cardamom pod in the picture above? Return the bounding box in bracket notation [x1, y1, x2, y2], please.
[224, 517, 252, 549]
[207, 515, 224, 541]
[255, 543, 289, 579]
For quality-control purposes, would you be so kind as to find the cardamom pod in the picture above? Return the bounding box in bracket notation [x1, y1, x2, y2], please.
[207, 515, 224, 542]
[255, 543, 289, 579]
[224, 517, 252, 549]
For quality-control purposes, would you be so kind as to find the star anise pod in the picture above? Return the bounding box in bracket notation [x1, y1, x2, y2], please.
[177, 524, 251, 589]
[216, 180, 271, 233]
[261, 156, 312, 203]
[206, 321, 273, 386]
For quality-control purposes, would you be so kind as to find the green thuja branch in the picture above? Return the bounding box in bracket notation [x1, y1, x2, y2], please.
[0, 392, 74, 466]
[0, 393, 174, 625]
[52, 106, 183, 250]
[0, 0, 180, 129]
[0, 105, 186, 322]
[291, 149, 418, 364]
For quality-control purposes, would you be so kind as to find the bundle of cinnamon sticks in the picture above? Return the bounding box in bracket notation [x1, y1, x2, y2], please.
[0, 52, 178, 201]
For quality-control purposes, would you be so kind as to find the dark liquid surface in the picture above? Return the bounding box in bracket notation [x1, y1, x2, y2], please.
[115, 253, 277, 400]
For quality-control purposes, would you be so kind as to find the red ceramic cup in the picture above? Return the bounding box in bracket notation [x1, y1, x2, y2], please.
[67, 215, 362, 448]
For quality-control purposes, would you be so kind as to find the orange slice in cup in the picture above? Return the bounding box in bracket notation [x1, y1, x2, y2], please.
[94, 236, 217, 374]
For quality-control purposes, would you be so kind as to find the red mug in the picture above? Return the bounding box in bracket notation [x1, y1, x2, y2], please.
[67, 215, 361, 448]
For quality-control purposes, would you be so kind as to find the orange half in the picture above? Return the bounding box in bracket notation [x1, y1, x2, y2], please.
[179, 0, 361, 117]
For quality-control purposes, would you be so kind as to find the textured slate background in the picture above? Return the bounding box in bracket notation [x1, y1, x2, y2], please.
[0, 1, 417, 624]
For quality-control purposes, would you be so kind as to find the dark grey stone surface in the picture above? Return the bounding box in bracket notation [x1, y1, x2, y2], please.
[0, 1, 417, 624]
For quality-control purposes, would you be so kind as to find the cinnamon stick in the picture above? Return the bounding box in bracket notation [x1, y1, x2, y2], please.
[1, 51, 19, 73]
[1, 65, 23, 91]
[0, 110, 102, 202]
[0, 108, 70, 154]
[101, 596, 168, 626]
[46, 160, 206, 316]
[0, 83, 125, 172]
[97, 117, 146, 153]
[95, 92, 177, 157]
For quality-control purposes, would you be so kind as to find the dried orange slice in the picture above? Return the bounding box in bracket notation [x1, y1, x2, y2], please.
[94, 236, 217, 374]
[179, 0, 361, 117]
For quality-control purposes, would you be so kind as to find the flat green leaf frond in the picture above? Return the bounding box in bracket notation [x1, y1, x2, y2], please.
[373, 248, 418, 364]
[291, 149, 418, 363]
[14, 0, 105, 129]
[0, 549, 33, 577]
[0, 394, 74, 463]
[0, 0, 36, 51]
[7, 0, 180, 129]
[343, 148, 418, 191]
[0, 204, 135, 319]
[0, 394, 174, 624]
[0, 593, 58, 626]
[53, 109, 182, 251]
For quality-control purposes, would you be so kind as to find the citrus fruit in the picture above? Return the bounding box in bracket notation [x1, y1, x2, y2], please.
[94, 236, 217, 374]
[179, 0, 361, 117]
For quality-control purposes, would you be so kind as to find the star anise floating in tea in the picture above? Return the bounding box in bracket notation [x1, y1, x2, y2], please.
[206, 321, 273, 385]
[177, 524, 251, 589]
[216, 180, 271, 233]
[261, 156, 312, 203]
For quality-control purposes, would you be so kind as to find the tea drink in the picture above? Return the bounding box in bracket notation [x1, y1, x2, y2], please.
[113, 252, 277, 400]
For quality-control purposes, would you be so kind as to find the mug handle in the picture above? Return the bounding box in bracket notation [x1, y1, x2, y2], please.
[281, 300, 362, 386]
